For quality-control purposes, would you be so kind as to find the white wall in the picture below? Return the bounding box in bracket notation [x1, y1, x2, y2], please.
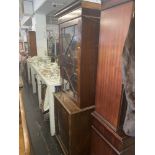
[20, 29, 27, 42]
[31, 15, 36, 31]
[32, 13, 47, 56]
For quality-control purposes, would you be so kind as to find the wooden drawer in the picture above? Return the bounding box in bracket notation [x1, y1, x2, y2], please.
[91, 112, 135, 155]
[91, 126, 117, 155]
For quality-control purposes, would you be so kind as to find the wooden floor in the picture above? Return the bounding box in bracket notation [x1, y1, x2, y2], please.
[19, 123, 25, 155]
[22, 75, 63, 155]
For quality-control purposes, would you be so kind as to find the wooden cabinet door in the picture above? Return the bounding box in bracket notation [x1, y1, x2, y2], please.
[59, 18, 81, 105]
[55, 97, 69, 154]
[95, 1, 134, 130]
[28, 31, 37, 56]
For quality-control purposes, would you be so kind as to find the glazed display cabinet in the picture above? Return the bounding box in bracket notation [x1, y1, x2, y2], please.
[54, 1, 101, 155]
[56, 0, 101, 109]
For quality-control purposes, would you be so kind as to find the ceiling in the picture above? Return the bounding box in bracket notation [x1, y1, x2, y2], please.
[37, 0, 76, 15]
[20, 0, 76, 26]
[20, 0, 101, 27]
[38, 0, 76, 24]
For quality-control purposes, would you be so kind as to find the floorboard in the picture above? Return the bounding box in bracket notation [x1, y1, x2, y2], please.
[19, 123, 25, 155]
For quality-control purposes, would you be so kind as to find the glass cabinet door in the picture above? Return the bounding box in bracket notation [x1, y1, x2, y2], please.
[61, 25, 78, 100]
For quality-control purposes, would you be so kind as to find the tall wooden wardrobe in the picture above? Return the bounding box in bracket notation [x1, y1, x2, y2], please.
[27, 31, 37, 57]
[91, 0, 135, 155]
[54, 1, 101, 155]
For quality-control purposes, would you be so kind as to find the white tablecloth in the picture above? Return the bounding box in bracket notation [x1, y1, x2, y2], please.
[27, 58, 61, 136]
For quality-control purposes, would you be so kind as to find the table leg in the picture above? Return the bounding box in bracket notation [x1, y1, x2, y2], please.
[36, 75, 42, 107]
[31, 68, 36, 93]
[48, 86, 56, 136]
[27, 62, 31, 84]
